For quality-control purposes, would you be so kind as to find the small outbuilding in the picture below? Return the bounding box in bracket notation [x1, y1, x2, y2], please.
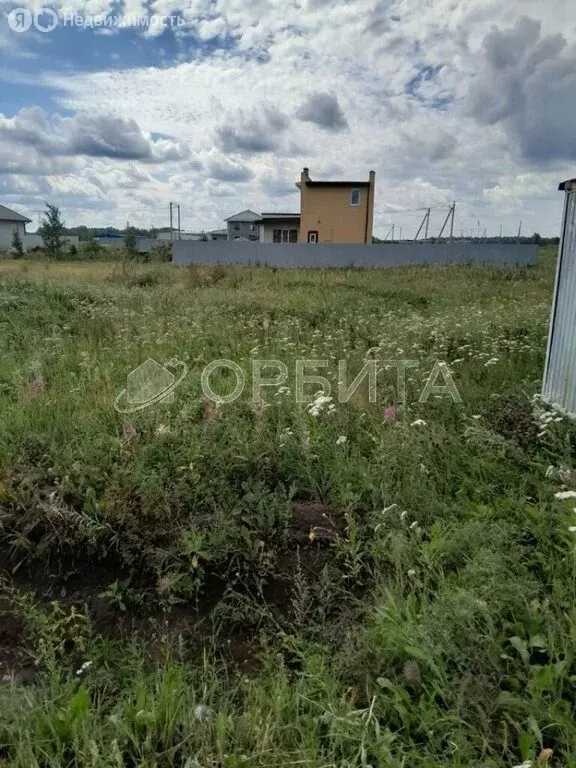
[0, 204, 32, 252]
[543, 179, 576, 415]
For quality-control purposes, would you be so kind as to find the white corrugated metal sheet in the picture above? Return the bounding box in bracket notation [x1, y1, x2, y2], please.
[543, 182, 576, 415]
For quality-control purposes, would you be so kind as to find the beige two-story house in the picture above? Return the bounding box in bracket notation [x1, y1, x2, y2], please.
[296, 168, 375, 244]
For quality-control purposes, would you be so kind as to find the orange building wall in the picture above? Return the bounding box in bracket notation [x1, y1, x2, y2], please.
[298, 172, 375, 244]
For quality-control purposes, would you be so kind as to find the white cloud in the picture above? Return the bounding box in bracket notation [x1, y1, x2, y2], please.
[0, 0, 573, 234]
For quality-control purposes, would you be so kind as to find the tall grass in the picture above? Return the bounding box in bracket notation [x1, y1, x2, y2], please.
[1, 249, 575, 766]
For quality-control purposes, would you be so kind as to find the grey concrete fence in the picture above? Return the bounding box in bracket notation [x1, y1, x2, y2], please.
[172, 241, 538, 269]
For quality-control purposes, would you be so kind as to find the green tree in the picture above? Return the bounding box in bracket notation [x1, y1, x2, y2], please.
[38, 203, 65, 260]
[11, 228, 24, 259]
[124, 227, 138, 260]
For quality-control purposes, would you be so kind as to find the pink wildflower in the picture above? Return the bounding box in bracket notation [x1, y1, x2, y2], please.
[123, 423, 137, 441]
[384, 405, 396, 424]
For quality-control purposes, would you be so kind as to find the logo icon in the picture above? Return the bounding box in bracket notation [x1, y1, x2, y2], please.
[7, 7, 32, 32]
[7, 6, 58, 32]
[114, 358, 188, 413]
[34, 7, 58, 32]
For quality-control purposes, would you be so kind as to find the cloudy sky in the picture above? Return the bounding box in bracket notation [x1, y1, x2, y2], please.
[0, 0, 575, 237]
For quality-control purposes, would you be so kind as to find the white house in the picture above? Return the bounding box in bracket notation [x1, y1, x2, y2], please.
[259, 213, 301, 243]
[0, 204, 31, 252]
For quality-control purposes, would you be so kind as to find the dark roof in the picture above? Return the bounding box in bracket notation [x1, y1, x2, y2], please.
[559, 179, 576, 191]
[301, 180, 371, 188]
[225, 209, 262, 222]
[0, 204, 31, 223]
[261, 212, 300, 220]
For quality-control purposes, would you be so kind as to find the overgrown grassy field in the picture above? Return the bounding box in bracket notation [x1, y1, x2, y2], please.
[1, 250, 576, 767]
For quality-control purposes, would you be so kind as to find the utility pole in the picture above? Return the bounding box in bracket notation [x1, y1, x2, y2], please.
[517, 220, 522, 243]
[438, 202, 456, 241]
[169, 202, 174, 242]
[177, 204, 181, 240]
[499, 224, 503, 243]
[414, 208, 431, 241]
[399, 226, 402, 242]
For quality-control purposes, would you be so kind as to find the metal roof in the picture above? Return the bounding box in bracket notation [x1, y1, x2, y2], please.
[0, 204, 32, 223]
[559, 179, 576, 191]
[224, 209, 262, 222]
[299, 180, 371, 188]
[260, 212, 300, 220]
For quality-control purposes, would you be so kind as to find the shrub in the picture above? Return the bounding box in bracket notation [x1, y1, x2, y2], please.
[11, 228, 24, 259]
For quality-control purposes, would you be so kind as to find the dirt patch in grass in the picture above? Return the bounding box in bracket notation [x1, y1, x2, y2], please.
[288, 502, 346, 545]
[0, 501, 347, 674]
[0, 599, 26, 678]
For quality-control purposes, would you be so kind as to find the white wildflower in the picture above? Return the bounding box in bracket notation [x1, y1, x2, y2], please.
[555, 491, 576, 500]
[336, 435, 347, 446]
[471, 415, 481, 420]
[569, 526, 576, 533]
[76, 660, 93, 676]
[407, 569, 416, 577]
[155, 424, 171, 437]
[400, 510, 408, 520]
[307, 393, 334, 417]
[279, 428, 294, 446]
[410, 419, 427, 427]
[409, 520, 418, 529]
[194, 704, 213, 722]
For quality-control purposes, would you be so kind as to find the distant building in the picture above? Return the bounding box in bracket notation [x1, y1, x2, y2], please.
[94, 233, 156, 254]
[0, 204, 31, 251]
[296, 167, 375, 244]
[24, 233, 80, 250]
[157, 231, 204, 242]
[206, 228, 228, 241]
[95, 233, 126, 248]
[260, 213, 300, 243]
[225, 210, 262, 241]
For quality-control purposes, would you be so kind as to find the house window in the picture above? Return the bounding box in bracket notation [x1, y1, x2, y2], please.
[234, 223, 240, 230]
[272, 227, 299, 243]
[307, 231, 318, 244]
[350, 188, 361, 206]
